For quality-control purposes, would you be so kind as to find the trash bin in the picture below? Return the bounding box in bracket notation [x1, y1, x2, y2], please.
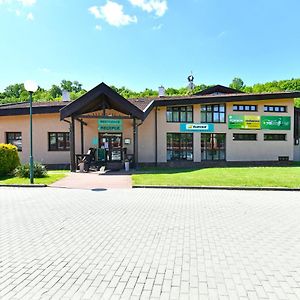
[79, 162, 85, 173]
[124, 161, 130, 172]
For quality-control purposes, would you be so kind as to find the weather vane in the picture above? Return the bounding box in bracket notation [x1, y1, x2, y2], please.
[187, 72, 195, 91]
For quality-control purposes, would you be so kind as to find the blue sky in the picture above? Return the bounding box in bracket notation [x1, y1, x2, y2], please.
[0, 0, 299, 92]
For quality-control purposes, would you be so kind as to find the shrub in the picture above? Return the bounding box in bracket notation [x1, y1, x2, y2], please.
[14, 162, 47, 178]
[0, 144, 20, 176]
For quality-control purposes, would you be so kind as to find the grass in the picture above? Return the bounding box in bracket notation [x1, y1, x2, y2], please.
[132, 166, 300, 188]
[0, 170, 69, 185]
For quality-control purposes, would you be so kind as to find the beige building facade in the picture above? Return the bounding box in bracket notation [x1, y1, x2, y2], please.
[0, 83, 300, 169]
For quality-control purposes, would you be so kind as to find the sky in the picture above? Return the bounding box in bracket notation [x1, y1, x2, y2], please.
[0, 0, 300, 92]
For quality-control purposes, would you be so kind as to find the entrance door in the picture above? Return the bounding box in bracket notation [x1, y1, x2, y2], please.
[99, 133, 123, 162]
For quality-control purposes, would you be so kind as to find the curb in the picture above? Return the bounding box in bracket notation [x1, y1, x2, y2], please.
[0, 184, 47, 188]
[132, 185, 300, 191]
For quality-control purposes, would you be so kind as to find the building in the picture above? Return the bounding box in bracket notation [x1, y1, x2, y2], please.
[0, 83, 300, 170]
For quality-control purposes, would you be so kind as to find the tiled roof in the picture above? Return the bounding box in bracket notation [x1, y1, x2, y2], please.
[1, 91, 300, 117]
[127, 98, 154, 111]
[0, 101, 70, 109]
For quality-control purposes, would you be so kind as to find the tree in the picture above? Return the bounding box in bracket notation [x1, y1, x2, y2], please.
[60, 80, 73, 92]
[72, 81, 83, 93]
[4, 83, 25, 98]
[229, 78, 244, 91]
[49, 85, 62, 99]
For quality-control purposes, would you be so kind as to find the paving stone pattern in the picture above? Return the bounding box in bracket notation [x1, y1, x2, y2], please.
[0, 187, 300, 299]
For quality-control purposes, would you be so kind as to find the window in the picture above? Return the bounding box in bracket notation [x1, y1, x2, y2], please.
[264, 105, 287, 113]
[6, 132, 22, 151]
[166, 106, 193, 123]
[264, 134, 286, 141]
[233, 134, 257, 141]
[48, 132, 70, 151]
[201, 104, 225, 123]
[201, 133, 226, 161]
[167, 133, 193, 161]
[233, 104, 257, 111]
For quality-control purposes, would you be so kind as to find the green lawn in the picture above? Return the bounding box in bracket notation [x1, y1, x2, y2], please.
[0, 170, 68, 185]
[132, 166, 300, 188]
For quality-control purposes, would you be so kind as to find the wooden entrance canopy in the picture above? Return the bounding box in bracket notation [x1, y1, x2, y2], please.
[60, 82, 145, 120]
[60, 82, 144, 171]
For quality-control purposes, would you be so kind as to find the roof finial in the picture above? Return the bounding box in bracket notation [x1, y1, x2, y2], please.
[187, 71, 195, 91]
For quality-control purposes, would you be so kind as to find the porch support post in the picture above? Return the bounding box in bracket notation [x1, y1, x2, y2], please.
[133, 118, 139, 169]
[80, 120, 84, 155]
[70, 116, 76, 172]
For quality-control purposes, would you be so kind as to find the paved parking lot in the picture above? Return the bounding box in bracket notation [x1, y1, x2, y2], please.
[0, 187, 300, 300]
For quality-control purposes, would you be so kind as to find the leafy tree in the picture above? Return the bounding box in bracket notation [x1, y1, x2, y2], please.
[72, 81, 83, 93]
[229, 77, 244, 91]
[60, 80, 73, 92]
[4, 83, 25, 98]
[1, 78, 300, 107]
[49, 85, 62, 98]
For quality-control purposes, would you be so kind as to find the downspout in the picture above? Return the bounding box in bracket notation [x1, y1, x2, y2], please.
[133, 118, 144, 170]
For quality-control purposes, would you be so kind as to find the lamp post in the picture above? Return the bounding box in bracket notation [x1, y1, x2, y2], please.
[24, 80, 38, 184]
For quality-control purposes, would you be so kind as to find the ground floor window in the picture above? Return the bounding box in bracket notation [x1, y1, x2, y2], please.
[201, 133, 226, 161]
[264, 134, 286, 141]
[167, 133, 193, 161]
[6, 132, 22, 151]
[48, 132, 70, 151]
[233, 133, 257, 141]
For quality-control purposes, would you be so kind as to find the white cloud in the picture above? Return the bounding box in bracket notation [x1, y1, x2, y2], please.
[17, 0, 36, 6]
[26, 12, 34, 21]
[128, 0, 167, 17]
[95, 24, 102, 31]
[89, 6, 101, 19]
[152, 24, 162, 30]
[1, 0, 37, 20]
[39, 67, 50, 73]
[89, 1, 137, 27]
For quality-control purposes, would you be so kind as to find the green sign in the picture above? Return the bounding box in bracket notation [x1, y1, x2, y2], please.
[228, 115, 245, 129]
[228, 115, 261, 130]
[98, 119, 123, 132]
[261, 116, 291, 130]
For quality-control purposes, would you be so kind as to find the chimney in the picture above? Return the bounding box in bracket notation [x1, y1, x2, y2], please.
[62, 90, 70, 102]
[158, 86, 165, 97]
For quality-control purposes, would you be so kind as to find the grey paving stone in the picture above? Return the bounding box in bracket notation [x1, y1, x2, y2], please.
[0, 187, 300, 299]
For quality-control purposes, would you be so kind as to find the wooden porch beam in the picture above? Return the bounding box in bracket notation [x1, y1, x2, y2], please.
[77, 114, 134, 119]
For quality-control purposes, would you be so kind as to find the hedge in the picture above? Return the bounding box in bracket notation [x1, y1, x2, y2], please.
[0, 144, 20, 176]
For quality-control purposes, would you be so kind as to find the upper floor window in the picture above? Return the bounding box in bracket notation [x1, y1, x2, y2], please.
[48, 132, 70, 151]
[6, 132, 22, 151]
[233, 104, 257, 112]
[264, 105, 287, 113]
[201, 104, 225, 123]
[166, 106, 193, 123]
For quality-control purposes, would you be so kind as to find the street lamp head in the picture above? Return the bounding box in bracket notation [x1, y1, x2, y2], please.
[24, 80, 38, 93]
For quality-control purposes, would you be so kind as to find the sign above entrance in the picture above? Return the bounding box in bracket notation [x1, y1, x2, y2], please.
[98, 119, 123, 132]
[228, 115, 260, 130]
[180, 123, 214, 132]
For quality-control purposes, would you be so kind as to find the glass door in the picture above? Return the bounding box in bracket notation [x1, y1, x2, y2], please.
[99, 133, 123, 162]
